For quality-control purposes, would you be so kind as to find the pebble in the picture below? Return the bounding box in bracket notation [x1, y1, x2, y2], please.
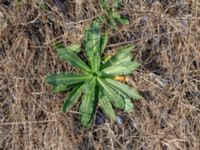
[2, 0, 11, 5]
[95, 110, 105, 126]
[116, 116, 123, 125]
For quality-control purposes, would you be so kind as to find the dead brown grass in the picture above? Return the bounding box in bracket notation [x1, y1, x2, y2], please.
[0, 0, 200, 149]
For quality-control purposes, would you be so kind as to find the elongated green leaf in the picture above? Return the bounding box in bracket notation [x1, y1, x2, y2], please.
[116, 44, 135, 56]
[96, 16, 106, 24]
[99, 95, 116, 120]
[92, 52, 101, 72]
[97, 78, 124, 109]
[101, 54, 132, 70]
[100, 0, 109, 10]
[117, 15, 129, 25]
[54, 41, 64, 49]
[56, 48, 91, 72]
[51, 84, 73, 93]
[63, 84, 84, 112]
[79, 78, 97, 127]
[107, 83, 134, 112]
[111, 11, 121, 20]
[102, 60, 140, 75]
[65, 44, 81, 53]
[46, 72, 91, 86]
[105, 78, 142, 99]
[113, 0, 122, 8]
[100, 33, 108, 54]
[83, 21, 101, 71]
[83, 21, 100, 58]
[101, 45, 135, 69]
[109, 17, 117, 28]
[110, 11, 129, 25]
[124, 98, 134, 112]
[101, 45, 139, 75]
[54, 43, 81, 53]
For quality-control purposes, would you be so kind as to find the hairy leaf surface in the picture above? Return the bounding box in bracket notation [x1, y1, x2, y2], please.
[101, 45, 135, 69]
[107, 82, 134, 112]
[79, 78, 97, 127]
[63, 84, 84, 112]
[83, 21, 101, 71]
[97, 78, 124, 109]
[100, 33, 108, 54]
[46, 72, 91, 86]
[102, 60, 140, 75]
[99, 95, 116, 120]
[56, 48, 91, 72]
[65, 44, 81, 53]
[106, 78, 141, 99]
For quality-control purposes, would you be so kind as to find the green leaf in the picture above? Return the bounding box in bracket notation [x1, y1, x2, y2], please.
[51, 84, 73, 93]
[113, 0, 122, 8]
[83, 21, 100, 58]
[63, 84, 84, 112]
[101, 53, 132, 70]
[79, 78, 97, 127]
[54, 41, 64, 49]
[101, 45, 139, 76]
[35, 0, 49, 12]
[110, 11, 129, 25]
[107, 82, 134, 112]
[105, 78, 142, 100]
[92, 52, 101, 72]
[99, 95, 116, 120]
[102, 60, 140, 75]
[65, 44, 81, 53]
[108, 15, 117, 28]
[124, 98, 134, 112]
[46, 72, 91, 86]
[117, 16, 129, 25]
[117, 44, 135, 54]
[100, 0, 109, 10]
[83, 21, 101, 71]
[56, 48, 91, 72]
[100, 33, 108, 54]
[54, 43, 81, 53]
[101, 45, 135, 69]
[96, 16, 106, 24]
[97, 78, 124, 109]
[111, 11, 121, 20]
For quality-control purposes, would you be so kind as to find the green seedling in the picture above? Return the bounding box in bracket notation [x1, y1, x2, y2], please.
[99, 0, 129, 28]
[35, 0, 50, 12]
[46, 21, 141, 127]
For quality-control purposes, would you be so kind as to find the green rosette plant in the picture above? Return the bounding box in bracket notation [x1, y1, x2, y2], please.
[46, 21, 141, 127]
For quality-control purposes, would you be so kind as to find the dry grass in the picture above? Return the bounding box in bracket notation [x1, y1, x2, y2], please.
[0, 0, 200, 149]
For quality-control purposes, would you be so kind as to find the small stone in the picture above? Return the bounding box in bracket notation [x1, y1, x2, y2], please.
[160, 0, 168, 6]
[2, 0, 11, 5]
[116, 116, 123, 125]
[95, 110, 105, 126]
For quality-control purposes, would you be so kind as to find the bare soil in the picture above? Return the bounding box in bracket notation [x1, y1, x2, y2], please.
[0, 0, 200, 149]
